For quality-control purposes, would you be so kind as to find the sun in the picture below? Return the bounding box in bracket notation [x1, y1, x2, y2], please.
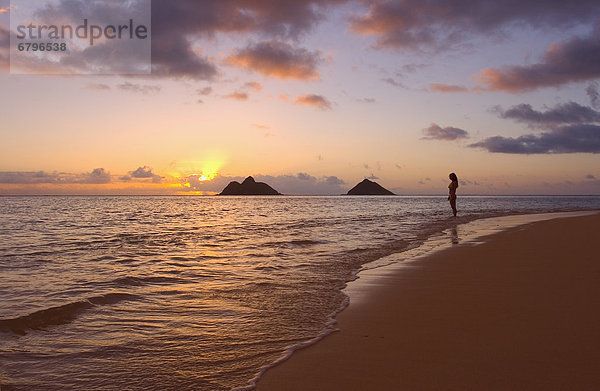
[196, 172, 218, 182]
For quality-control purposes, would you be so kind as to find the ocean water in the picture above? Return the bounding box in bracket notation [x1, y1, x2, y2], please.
[1, 195, 599, 390]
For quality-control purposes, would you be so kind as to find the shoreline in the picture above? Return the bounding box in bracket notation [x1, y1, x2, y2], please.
[255, 211, 600, 390]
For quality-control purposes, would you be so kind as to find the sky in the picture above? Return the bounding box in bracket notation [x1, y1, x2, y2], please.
[1, 0, 600, 195]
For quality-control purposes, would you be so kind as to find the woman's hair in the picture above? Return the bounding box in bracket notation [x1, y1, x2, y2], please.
[449, 172, 458, 182]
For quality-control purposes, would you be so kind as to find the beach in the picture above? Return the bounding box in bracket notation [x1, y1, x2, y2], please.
[256, 213, 600, 390]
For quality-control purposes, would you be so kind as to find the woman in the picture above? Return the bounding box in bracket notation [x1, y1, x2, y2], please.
[448, 173, 458, 217]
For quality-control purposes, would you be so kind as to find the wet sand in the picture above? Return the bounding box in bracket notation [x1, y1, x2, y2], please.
[256, 213, 600, 390]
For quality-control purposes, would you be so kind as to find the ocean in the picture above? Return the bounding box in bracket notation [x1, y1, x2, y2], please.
[1, 195, 599, 390]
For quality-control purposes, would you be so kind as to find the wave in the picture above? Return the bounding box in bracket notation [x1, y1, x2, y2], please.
[110, 276, 188, 287]
[263, 239, 327, 248]
[0, 292, 139, 336]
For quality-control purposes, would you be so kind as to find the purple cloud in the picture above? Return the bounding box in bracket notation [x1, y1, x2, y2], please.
[587, 82, 600, 109]
[476, 31, 600, 92]
[497, 102, 600, 125]
[151, 0, 349, 79]
[422, 123, 469, 141]
[470, 124, 600, 154]
[0, 169, 111, 184]
[130, 166, 162, 183]
[350, 0, 600, 50]
[118, 82, 161, 94]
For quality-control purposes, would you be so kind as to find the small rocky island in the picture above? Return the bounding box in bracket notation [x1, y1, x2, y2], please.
[219, 176, 281, 195]
[346, 179, 395, 195]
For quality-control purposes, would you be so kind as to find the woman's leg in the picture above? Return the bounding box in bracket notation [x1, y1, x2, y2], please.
[450, 198, 457, 216]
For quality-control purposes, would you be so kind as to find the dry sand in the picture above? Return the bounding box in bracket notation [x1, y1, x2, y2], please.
[256, 213, 600, 390]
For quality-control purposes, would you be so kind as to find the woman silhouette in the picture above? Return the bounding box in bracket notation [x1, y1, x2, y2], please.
[448, 173, 458, 217]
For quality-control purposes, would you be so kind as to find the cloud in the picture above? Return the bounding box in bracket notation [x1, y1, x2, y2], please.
[184, 174, 242, 192]
[225, 40, 322, 80]
[469, 124, 600, 154]
[9, 1, 153, 75]
[398, 63, 428, 74]
[149, 0, 354, 79]
[430, 83, 468, 93]
[349, 0, 600, 50]
[221, 82, 262, 102]
[297, 172, 312, 180]
[84, 83, 111, 90]
[422, 123, 469, 141]
[366, 174, 379, 180]
[382, 77, 406, 88]
[0, 171, 61, 184]
[154, 0, 347, 40]
[587, 82, 600, 109]
[476, 31, 600, 92]
[118, 82, 161, 94]
[294, 94, 332, 110]
[129, 166, 162, 183]
[586, 174, 596, 180]
[357, 98, 376, 103]
[0, 24, 8, 46]
[255, 173, 347, 195]
[153, 3, 315, 80]
[223, 91, 249, 101]
[325, 176, 345, 185]
[182, 172, 347, 195]
[0, 25, 8, 70]
[197, 87, 213, 95]
[151, 37, 217, 80]
[243, 81, 264, 91]
[0, 168, 111, 184]
[84, 168, 112, 184]
[496, 102, 600, 125]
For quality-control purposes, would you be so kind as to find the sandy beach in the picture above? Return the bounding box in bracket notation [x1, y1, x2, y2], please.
[256, 213, 600, 391]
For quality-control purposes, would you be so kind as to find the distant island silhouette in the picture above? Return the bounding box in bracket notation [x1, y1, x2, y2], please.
[347, 179, 395, 195]
[219, 176, 281, 195]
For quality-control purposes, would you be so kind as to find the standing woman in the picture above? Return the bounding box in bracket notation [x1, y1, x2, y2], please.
[448, 173, 458, 217]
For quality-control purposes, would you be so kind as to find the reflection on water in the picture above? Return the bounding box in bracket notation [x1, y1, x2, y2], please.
[1, 195, 599, 390]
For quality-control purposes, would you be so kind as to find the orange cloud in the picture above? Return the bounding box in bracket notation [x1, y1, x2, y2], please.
[430, 83, 469, 93]
[223, 92, 249, 101]
[295, 94, 332, 110]
[226, 41, 321, 80]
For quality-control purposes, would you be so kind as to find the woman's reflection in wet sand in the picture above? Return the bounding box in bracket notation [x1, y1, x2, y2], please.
[450, 226, 459, 245]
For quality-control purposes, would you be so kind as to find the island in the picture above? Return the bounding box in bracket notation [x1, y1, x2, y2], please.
[346, 178, 395, 195]
[219, 176, 281, 195]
